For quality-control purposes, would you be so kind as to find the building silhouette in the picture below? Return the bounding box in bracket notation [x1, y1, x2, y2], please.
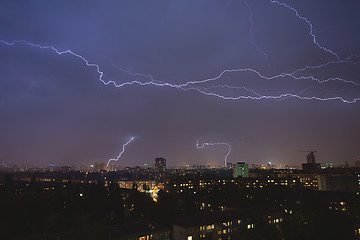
[302, 151, 320, 171]
[233, 162, 249, 177]
[155, 157, 166, 172]
[306, 151, 316, 164]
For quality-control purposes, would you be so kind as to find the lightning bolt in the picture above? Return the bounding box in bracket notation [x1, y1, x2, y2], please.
[1, 39, 359, 103]
[196, 140, 231, 167]
[269, 0, 339, 60]
[106, 137, 135, 167]
[1, 0, 359, 103]
[291, 54, 360, 76]
[245, 0, 272, 66]
[112, 62, 360, 103]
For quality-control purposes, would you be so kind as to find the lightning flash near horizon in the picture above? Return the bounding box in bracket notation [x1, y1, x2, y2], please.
[106, 137, 135, 167]
[196, 140, 232, 167]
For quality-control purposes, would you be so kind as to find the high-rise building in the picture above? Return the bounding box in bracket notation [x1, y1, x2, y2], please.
[302, 152, 320, 171]
[155, 157, 166, 172]
[233, 162, 249, 177]
[306, 152, 316, 164]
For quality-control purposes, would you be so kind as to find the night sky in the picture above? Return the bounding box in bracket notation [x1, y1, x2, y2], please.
[1, 0, 360, 168]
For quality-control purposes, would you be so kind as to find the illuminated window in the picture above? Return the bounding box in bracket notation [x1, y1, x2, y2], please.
[187, 236, 193, 240]
[248, 224, 254, 229]
[206, 225, 213, 230]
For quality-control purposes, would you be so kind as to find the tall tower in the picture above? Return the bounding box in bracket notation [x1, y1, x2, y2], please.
[306, 152, 316, 164]
[302, 151, 320, 171]
[155, 157, 166, 172]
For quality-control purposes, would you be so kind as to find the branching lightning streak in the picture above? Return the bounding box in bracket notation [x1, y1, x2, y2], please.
[196, 140, 231, 167]
[106, 137, 135, 167]
[112, 63, 360, 102]
[1, 39, 359, 103]
[190, 88, 360, 103]
[291, 54, 360, 76]
[269, 0, 339, 60]
[199, 85, 262, 97]
[245, 0, 271, 65]
[110, 63, 360, 103]
[1, 0, 360, 104]
[278, 86, 353, 101]
[179, 68, 360, 88]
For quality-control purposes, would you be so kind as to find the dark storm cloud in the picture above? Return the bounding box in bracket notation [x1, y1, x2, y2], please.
[0, 0, 360, 167]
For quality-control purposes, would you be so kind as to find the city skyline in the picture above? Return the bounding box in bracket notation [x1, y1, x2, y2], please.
[1, 0, 360, 167]
[0, 150, 355, 170]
